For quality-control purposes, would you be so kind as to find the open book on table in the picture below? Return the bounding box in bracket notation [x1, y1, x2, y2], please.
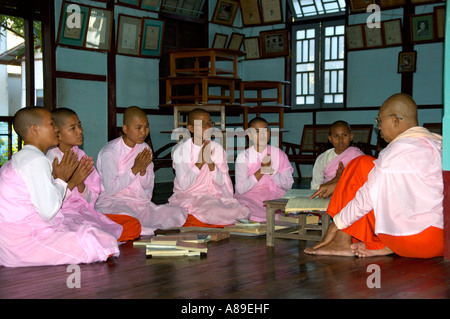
[282, 188, 330, 212]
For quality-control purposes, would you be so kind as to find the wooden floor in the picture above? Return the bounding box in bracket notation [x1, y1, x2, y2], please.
[0, 180, 449, 302]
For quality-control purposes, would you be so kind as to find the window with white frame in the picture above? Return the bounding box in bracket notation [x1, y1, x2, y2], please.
[290, 0, 346, 19]
[292, 20, 345, 108]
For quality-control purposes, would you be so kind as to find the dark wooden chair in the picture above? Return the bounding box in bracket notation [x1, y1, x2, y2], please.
[423, 122, 442, 135]
[115, 127, 176, 172]
[283, 124, 374, 180]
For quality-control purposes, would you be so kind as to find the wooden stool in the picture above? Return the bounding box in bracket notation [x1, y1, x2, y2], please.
[264, 198, 331, 247]
[163, 76, 239, 105]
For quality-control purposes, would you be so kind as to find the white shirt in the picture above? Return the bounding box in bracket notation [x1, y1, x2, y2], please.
[13, 145, 69, 221]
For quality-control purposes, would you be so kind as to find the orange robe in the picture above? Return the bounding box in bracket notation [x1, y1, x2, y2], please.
[328, 155, 443, 258]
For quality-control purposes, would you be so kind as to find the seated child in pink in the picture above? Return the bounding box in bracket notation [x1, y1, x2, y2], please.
[0, 107, 119, 267]
[310, 121, 365, 190]
[169, 108, 250, 226]
[95, 106, 187, 235]
[234, 117, 294, 222]
[46, 108, 140, 242]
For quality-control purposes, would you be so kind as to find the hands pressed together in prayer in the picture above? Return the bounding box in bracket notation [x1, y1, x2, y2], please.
[196, 140, 215, 171]
[52, 149, 95, 192]
[254, 154, 274, 181]
[309, 161, 344, 199]
[131, 148, 153, 176]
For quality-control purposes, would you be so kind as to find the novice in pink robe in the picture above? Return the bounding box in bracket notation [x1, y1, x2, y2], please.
[169, 109, 250, 226]
[47, 146, 123, 240]
[234, 118, 294, 222]
[311, 121, 364, 190]
[46, 108, 125, 241]
[0, 108, 119, 267]
[95, 106, 187, 235]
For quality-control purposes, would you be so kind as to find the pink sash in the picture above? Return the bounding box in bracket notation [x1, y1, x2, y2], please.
[323, 146, 364, 183]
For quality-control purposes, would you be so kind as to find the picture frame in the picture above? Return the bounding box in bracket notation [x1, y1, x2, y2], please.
[57, 1, 90, 48]
[227, 32, 244, 50]
[211, 0, 239, 26]
[117, 0, 140, 7]
[243, 37, 260, 59]
[177, 0, 205, 18]
[410, 0, 440, 4]
[140, 18, 164, 57]
[434, 6, 445, 40]
[141, 0, 162, 12]
[260, 0, 283, 24]
[85, 8, 113, 51]
[410, 13, 434, 43]
[212, 33, 228, 49]
[260, 29, 288, 58]
[382, 19, 403, 47]
[398, 51, 416, 73]
[117, 14, 142, 56]
[364, 25, 384, 48]
[346, 24, 365, 50]
[239, 0, 262, 26]
[377, 0, 406, 9]
[348, 0, 375, 13]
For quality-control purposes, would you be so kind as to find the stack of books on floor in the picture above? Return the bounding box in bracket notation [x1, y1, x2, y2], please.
[133, 233, 210, 258]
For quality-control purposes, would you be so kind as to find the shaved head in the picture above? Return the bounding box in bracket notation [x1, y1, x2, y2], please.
[248, 117, 269, 128]
[13, 107, 47, 140]
[123, 106, 147, 126]
[380, 93, 418, 127]
[329, 120, 351, 135]
[52, 107, 77, 128]
[188, 108, 210, 125]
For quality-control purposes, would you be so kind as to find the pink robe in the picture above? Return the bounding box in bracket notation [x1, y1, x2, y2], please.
[234, 145, 294, 222]
[322, 146, 364, 183]
[95, 137, 187, 235]
[0, 145, 119, 267]
[169, 138, 250, 225]
[46, 146, 123, 240]
[333, 127, 444, 236]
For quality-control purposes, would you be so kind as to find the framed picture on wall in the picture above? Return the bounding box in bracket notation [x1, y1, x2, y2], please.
[364, 25, 384, 48]
[117, 0, 140, 7]
[141, 0, 162, 12]
[84, 8, 113, 51]
[434, 6, 445, 40]
[260, 29, 288, 58]
[227, 32, 244, 50]
[260, 0, 282, 24]
[117, 14, 142, 56]
[240, 0, 262, 26]
[243, 37, 260, 59]
[57, 1, 90, 48]
[377, 0, 406, 9]
[211, 0, 239, 26]
[382, 19, 403, 47]
[410, 0, 440, 4]
[410, 13, 434, 43]
[398, 51, 416, 73]
[140, 18, 164, 57]
[212, 33, 228, 48]
[346, 24, 365, 50]
[348, 0, 375, 13]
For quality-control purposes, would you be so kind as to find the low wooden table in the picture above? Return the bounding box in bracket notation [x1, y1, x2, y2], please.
[264, 198, 331, 247]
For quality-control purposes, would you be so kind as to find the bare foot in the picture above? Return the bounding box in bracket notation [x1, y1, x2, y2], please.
[304, 230, 355, 257]
[350, 242, 393, 257]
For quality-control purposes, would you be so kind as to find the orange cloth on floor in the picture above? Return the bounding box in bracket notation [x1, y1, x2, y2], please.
[105, 214, 141, 241]
[182, 214, 227, 228]
[327, 155, 443, 257]
[378, 227, 443, 258]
